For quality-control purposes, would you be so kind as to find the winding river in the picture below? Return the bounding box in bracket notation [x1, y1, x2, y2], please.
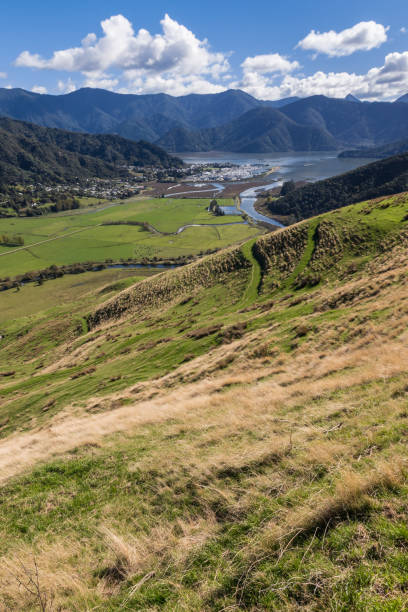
[238, 183, 285, 228]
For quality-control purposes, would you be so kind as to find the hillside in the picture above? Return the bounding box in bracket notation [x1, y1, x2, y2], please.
[0, 192, 408, 609]
[339, 138, 408, 159]
[157, 107, 337, 153]
[267, 153, 408, 221]
[0, 117, 182, 184]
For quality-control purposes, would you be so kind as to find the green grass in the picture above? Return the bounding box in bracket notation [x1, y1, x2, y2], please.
[240, 238, 262, 306]
[0, 268, 156, 324]
[282, 217, 320, 289]
[0, 197, 259, 278]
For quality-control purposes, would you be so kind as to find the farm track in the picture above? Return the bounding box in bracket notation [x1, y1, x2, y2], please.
[0, 225, 101, 257]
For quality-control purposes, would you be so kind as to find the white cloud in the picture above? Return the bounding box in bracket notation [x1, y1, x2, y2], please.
[120, 73, 225, 96]
[0, 72, 7, 79]
[241, 53, 299, 75]
[12, 14, 408, 102]
[238, 51, 408, 101]
[297, 21, 388, 57]
[233, 53, 300, 100]
[15, 13, 230, 96]
[32, 85, 48, 94]
[401, 27, 407, 34]
[82, 73, 119, 90]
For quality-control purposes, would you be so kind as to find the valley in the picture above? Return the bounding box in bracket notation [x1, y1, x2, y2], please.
[0, 196, 261, 282]
[2, 4, 408, 609]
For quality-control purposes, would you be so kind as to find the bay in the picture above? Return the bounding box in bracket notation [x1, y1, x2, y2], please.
[180, 151, 374, 184]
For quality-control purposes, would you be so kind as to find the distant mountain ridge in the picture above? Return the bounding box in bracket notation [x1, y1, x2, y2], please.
[0, 116, 182, 184]
[279, 96, 408, 148]
[158, 95, 408, 153]
[0, 88, 265, 143]
[1, 88, 408, 153]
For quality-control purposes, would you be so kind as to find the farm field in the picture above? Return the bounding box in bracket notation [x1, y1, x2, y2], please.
[0, 197, 260, 278]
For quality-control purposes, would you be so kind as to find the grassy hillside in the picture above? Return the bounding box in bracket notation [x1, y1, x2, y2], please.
[0, 192, 408, 610]
[0, 116, 182, 185]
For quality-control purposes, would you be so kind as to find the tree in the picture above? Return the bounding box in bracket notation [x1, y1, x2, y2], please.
[280, 180, 296, 196]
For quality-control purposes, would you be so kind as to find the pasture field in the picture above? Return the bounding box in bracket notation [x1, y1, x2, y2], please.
[0, 267, 158, 324]
[0, 197, 260, 278]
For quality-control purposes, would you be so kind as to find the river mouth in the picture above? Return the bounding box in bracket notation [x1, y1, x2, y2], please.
[180, 151, 374, 228]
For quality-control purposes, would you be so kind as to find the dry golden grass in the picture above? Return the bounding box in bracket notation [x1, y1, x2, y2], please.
[1, 326, 406, 487]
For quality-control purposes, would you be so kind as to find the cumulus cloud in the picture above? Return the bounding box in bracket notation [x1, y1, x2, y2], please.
[239, 51, 408, 101]
[401, 27, 407, 34]
[0, 72, 7, 79]
[12, 14, 408, 102]
[31, 85, 48, 94]
[15, 13, 230, 95]
[82, 73, 119, 90]
[232, 53, 300, 100]
[242, 53, 299, 75]
[297, 21, 388, 57]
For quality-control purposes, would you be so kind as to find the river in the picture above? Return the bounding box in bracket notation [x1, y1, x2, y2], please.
[181, 151, 373, 227]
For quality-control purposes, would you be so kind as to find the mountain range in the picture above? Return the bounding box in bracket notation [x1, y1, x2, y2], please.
[158, 95, 408, 153]
[0, 116, 182, 184]
[1, 87, 408, 153]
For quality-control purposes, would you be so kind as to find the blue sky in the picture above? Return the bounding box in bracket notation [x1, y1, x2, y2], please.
[1, 0, 408, 100]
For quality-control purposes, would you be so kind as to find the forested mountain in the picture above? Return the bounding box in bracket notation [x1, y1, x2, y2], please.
[0, 88, 264, 142]
[267, 153, 408, 221]
[279, 96, 408, 147]
[2, 88, 408, 153]
[158, 107, 337, 153]
[152, 95, 408, 153]
[339, 139, 408, 159]
[0, 117, 182, 184]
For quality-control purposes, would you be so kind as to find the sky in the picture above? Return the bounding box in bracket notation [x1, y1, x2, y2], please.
[1, 0, 408, 101]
